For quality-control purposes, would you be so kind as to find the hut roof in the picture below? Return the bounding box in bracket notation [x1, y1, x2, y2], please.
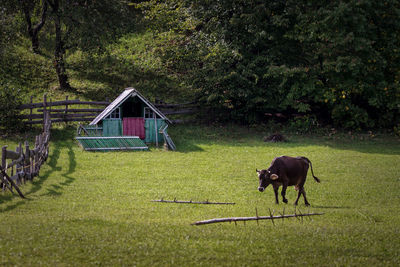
[90, 87, 171, 125]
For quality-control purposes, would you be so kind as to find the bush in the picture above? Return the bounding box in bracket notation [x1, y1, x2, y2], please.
[0, 83, 24, 132]
[394, 124, 400, 137]
[287, 115, 321, 134]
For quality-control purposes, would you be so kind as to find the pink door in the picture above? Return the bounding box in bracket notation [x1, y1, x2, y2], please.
[123, 118, 145, 139]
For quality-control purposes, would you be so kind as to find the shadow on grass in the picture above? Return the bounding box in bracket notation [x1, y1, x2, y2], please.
[0, 199, 28, 212]
[170, 124, 400, 155]
[0, 128, 77, 210]
[173, 140, 204, 153]
[39, 140, 76, 197]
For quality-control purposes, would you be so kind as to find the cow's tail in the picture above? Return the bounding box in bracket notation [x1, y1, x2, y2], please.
[301, 157, 321, 183]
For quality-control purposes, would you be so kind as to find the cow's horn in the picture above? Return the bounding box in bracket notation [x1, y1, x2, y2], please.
[270, 174, 279, 180]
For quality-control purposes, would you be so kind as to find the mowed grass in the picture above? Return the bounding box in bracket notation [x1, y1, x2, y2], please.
[0, 125, 399, 266]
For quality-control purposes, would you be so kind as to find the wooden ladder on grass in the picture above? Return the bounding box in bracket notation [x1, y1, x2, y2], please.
[160, 125, 176, 151]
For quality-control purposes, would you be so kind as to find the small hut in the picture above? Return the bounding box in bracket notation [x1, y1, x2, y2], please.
[76, 88, 175, 151]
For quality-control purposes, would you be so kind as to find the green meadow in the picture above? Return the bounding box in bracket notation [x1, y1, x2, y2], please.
[0, 125, 399, 266]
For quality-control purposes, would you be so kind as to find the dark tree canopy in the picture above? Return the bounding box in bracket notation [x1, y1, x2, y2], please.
[140, 0, 400, 129]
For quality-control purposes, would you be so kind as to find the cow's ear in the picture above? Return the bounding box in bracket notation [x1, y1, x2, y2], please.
[256, 169, 260, 173]
[270, 174, 279, 180]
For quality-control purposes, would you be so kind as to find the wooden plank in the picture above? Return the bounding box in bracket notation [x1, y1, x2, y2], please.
[75, 136, 148, 151]
[19, 100, 110, 109]
[65, 96, 69, 120]
[24, 141, 30, 165]
[25, 118, 95, 124]
[160, 125, 176, 151]
[20, 113, 99, 119]
[29, 96, 33, 124]
[36, 108, 104, 113]
[0, 167, 25, 198]
[5, 150, 20, 160]
[2, 146, 6, 169]
[161, 108, 198, 115]
[0, 172, 14, 192]
[6, 156, 24, 169]
[155, 101, 196, 108]
[43, 94, 47, 113]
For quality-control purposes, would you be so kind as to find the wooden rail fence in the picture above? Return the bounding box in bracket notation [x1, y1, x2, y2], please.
[0, 112, 51, 198]
[18, 95, 198, 125]
[18, 95, 109, 125]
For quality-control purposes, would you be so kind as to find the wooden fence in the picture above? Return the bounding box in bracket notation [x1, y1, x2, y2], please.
[0, 112, 51, 198]
[18, 95, 198, 125]
[18, 95, 109, 125]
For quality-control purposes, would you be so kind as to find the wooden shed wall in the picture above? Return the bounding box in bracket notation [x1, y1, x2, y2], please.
[145, 119, 167, 143]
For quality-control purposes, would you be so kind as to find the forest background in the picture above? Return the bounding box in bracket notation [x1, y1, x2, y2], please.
[1, 0, 399, 132]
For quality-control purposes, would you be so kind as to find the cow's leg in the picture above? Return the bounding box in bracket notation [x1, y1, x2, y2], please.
[273, 187, 279, 204]
[294, 189, 302, 205]
[302, 188, 310, 206]
[281, 184, 288, 204]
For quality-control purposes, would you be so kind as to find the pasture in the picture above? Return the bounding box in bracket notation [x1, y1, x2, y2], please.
[0, 125, 399, 266]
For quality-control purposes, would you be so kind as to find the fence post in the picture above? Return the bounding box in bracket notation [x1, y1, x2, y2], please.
[43, 94, 47, 130]
[30, 146, 34, 179]
[16, 143, 23, 184]
[29, 96, 33, 125]
[38, 134, 43, 170]
[34, 136, 39, 174]
[24, 141, 31, 181]
[43, 110, 48, 133]
[49, 97, 52, 118]
[1, 146, 6, 191]
[2, 146, 7, 172]
[65, 95, 69, 124]
[43, 94, 47, 111]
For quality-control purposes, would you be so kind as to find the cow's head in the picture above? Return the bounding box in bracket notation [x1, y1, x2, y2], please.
[256, 169, 279, 192]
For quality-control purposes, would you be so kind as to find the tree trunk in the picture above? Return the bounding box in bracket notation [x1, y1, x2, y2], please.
[52, 0, 70, 90]
[21, 0, 48, 54]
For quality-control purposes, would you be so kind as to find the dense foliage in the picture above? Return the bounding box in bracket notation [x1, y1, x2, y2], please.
[0, 0, 399, 130]
[140, 0, 400, 129]
[0, 83, 24, 132]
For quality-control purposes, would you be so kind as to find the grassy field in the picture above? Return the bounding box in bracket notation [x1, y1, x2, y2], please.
[0, 125, 399, 266]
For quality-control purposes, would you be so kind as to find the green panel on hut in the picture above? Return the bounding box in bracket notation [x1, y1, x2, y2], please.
[103, 119, 122, 136]
[145, 119, 167, 143]
[75, 136, 148, 151]
[81, 125, 103, 136]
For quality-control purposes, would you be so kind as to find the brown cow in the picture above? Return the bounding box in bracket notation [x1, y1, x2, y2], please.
[256, 156, 321, 206]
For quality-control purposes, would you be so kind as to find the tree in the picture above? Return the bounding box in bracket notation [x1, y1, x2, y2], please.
[175, 0, 400, 129]
[46, 0, 70, 89]
[0, 0, 20, 55]
[45, 0, 135, 90]
[21, 0, 48, 54]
